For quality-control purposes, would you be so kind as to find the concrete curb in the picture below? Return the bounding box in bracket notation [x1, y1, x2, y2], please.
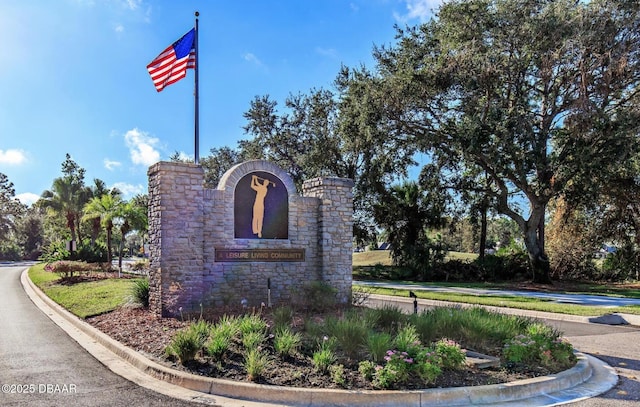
[22, 270, 618, 406]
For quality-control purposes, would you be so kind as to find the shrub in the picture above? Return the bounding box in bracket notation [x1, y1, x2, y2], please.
[369, 345, 445, 389]
[238, 313, 267, 337]
[503, 323, 576, 370]
[165, 328, 205, 364]
[413, 348, 442, 384]
[39, 241, 70, 262]
[503, 334, 540, 365]
[312, 348, 336, 374]
[365, 332, 393, 363]
[432, 259, 482, 282]
[75, 240, 108, 263]
[329, 364, 347, 387]
[130, 278, 149, 308]
[274, 327, 302, 358]
[271, 305, 294, 331]
[189, 319, 212, 344]
[206, 316, 239, 360]
[476, 249, 531, 281]
[242, 331, 266, 350]
[370, 304, 405, 333]
[44, 260, 91, 280]
[600, 245, 640, 282]
[328, 315, 368, 360]
[244, 348, 271, 382]
[434, 338, 466, 370]
[295, 281, 337, 312]
[389, 233, 448, 281]
[358, 360, 376, 381]
[129, 258, 150, 271]
[373, 350, 413, 388]
[0, 242, 22, 261]
[544, 338, 576, 370]
[393, 324, 421, 353]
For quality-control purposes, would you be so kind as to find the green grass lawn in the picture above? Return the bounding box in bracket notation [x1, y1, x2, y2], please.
[352, 250, 640, 316]
[353, 250, 476, 266]
[28, 251, 640, 320]
[28, 263, 145, 318]
[358, 285, 640, 316]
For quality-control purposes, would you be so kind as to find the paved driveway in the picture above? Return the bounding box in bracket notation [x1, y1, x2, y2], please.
[0, 264, 201, 407]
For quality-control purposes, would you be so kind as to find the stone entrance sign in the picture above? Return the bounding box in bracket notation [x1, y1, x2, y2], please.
[147, 160, 353, 317]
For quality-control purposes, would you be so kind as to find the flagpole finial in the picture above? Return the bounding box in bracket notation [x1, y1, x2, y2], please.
[195, 11, 199, 17]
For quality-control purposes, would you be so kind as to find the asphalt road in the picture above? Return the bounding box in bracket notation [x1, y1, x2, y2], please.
[0, 264, 201, 407]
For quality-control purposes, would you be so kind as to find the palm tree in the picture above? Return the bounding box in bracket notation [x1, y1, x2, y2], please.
[115, 200, 148, 270]
[40, 176, 85, 247]
[82, 194, 123, 266]
[83, 179, 114, 246]
[373, 181, 447, 280]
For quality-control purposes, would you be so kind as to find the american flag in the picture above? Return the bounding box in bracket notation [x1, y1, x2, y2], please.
[147, 28, 196, 92]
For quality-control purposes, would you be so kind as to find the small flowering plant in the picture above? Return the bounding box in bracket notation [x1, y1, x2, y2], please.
[373, 349, 416, 388]
[544, 337, 576, 370]
[503, 334, 539, 364]
[364, 342, 447, 389]
[503, 330, 576, 371]
[434, 338, 466, 370]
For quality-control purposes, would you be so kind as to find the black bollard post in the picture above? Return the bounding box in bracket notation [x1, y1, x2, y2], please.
[409, 291, 418, 314]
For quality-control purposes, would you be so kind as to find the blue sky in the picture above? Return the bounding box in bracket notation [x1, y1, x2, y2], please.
[1, 0, 441, 206]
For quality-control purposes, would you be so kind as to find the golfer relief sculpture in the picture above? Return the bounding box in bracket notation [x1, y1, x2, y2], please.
[234, 171, 288, 239]
[251, 175, 273, 238]
[147, 160, 354, 317]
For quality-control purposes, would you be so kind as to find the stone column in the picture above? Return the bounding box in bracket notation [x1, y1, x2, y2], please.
[148, 162, 205, 317]
[302, 177, 354, 304]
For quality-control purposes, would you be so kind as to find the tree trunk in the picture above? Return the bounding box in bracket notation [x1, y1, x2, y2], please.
[523, 225, 552, 284]
[66, 213, 77, 244]
[479, 203, 487, 261]
[106, 227, 113, 267]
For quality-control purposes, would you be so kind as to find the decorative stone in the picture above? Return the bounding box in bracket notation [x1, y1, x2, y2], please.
[148, 160, 354, 317]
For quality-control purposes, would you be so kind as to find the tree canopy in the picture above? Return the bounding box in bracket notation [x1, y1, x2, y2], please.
[352, 0, 640, 282]
[0, 173, 25, 242]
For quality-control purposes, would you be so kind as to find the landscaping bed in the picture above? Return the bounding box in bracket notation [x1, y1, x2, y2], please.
[86, 303, 576, 391]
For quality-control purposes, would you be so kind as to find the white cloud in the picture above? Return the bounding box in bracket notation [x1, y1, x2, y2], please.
[113, 23, 125, 33]
[243, 53, 264, 67]
[123, 0, 142, 11]
[394, 0, 442, 23]
[16, 192, 40, 206]
[175, 151, 192, 162]
[111, 182, 146, 198]
[0, 149, 27, 165]
[104, 158, 122, 170]
[316, 47, 338, 59]
[124, 128, 160, 167]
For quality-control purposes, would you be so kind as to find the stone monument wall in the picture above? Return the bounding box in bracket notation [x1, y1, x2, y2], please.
[147, 160, 353, 317]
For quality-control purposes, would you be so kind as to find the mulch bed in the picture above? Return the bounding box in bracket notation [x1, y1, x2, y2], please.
[86, 306, 556, 390]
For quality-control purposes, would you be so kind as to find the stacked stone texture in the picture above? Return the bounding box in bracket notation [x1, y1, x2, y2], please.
[148, 160, 353, 317]
[302, 177, 354, 304]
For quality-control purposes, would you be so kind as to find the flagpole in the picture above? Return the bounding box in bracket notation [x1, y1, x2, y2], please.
[194, 11, 200, 165]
